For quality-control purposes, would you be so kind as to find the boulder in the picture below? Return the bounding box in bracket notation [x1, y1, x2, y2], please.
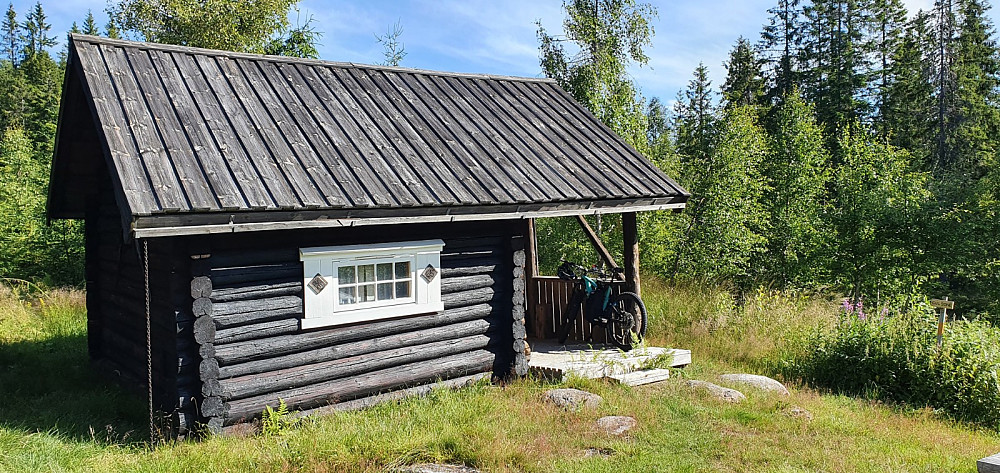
[719, 374, 790, 396]
[596, 415, 637, 436]
[685, 380, 746, 403]
[544, 388, 603, 410]
[784, 406, 813, 421]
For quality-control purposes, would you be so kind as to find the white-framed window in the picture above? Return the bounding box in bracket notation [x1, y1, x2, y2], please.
[299, 239, 445, 329]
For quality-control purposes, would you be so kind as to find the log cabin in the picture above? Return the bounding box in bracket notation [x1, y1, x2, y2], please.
[46, 34, 689, 436]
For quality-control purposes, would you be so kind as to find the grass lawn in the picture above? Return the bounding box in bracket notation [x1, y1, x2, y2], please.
[1, 282, 998, 472]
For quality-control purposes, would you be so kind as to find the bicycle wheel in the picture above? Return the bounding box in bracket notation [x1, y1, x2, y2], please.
[556, 290, 585, 344]
[606, 292, 647, 351]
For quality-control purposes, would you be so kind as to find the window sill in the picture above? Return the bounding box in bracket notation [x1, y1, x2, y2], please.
[299, 301, 445, 330]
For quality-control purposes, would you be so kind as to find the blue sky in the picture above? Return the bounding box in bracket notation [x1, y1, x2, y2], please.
[11, 0, 984, 102]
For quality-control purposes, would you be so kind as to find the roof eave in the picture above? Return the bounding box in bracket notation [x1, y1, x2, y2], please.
[130, 197, 688, 238]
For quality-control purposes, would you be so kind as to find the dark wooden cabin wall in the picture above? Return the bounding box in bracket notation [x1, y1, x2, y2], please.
[183, 221, 521, 428]
[86, 175, 189, 434]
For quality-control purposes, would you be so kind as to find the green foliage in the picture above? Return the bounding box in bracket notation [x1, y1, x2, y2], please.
[785, 304, 1000, 429]
[0, 127, 84, 285]
[672, 105, 769, 284]
[722, 37, 765, 109]
[114, 0, 319, 57]
[375, 20, 406, 67]
[260, 399, 298, 436]
[20, 2, 55, 60]
[537, 0, 655, 150]
[830, 125, 931, 303]
[760, 91, 831, 286]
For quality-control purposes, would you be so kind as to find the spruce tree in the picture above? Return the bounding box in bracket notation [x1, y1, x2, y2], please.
[951, 0, 1000, 179]
[883, 10, 936, 163]
[722, 37, 765, 109]
[2, 4, 19, 65]
[799, 0, 872, 142]
[866, 0, 909, 129]
[760, 0, 803, 104]
[82, 11, 99, 36]
[20, 2, 55, 60]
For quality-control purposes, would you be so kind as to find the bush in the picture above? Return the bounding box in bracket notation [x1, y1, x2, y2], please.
[784, 303, 1000, 429]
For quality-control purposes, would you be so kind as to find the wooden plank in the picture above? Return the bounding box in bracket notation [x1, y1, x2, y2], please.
[436, 76, 553, 201]
[623, 212, 640, 297]
[294, 64, 418, 206]
[978, 453, 1000, 473]
[256, 62, 375, 207]
[384, 71, 508, 203]
[484, 80, 604, 199]
[511, 80, 645, 196]
[180, 52, 298, 209]
[420, 74, 536, 202]
[344, 68, 469, 205]
[236, 58, 352, 208]
[538, 83, 685, 196]
[93, 44, 190, 212]
[372, 70, 494, 204]
[129, 48, 246, 211]
[115, 46, 224, 211]
[276, 62, 396, 206]
[457, 78, 575, 200]
[931, 299, 955, 309]
[69, 47, 151, 219]
[150, 50, 273, 210]
[213, 55, 330, 208]
[576, 215, 619, 271]
[320, 67, 440, 205]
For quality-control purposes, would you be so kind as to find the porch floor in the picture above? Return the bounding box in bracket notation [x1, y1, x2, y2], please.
[526, 338, 692, 386]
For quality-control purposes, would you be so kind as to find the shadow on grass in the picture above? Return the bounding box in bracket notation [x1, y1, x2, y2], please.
[0, 332, 147, 445]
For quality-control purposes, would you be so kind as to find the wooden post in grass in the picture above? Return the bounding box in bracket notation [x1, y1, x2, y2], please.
[931, 297, 954, 347]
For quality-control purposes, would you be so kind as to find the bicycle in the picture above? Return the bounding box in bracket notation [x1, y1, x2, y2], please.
[554, 260, 648, 351]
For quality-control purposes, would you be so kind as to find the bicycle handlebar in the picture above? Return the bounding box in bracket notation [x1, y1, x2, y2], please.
[558, 260, 624, 280]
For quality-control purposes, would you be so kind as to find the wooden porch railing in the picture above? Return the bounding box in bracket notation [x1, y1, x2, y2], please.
[527, 276, 627, 344]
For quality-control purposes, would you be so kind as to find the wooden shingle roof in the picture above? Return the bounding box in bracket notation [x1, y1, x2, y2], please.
[49, 35, 688, 237]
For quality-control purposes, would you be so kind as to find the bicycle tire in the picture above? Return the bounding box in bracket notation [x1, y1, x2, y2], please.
[606, 292, 647, 351]
[556, 289, 585, 344]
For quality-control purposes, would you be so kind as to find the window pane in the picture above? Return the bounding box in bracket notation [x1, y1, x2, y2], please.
[377, 282, 393, 300]
[376, 263, 393, 281]
[395, 281, 411, 298]
[359, 264, 375, 283]
[338, 266, 355, 285]
[338, 287, 356, 305]
[395, 261, 410, 279]
[359, 284, 376, 302]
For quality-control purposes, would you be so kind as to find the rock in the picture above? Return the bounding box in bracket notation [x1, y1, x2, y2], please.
[395, 465, 480, 473]
[784, 406, 813, 420]
[685, 380, 746, 403]
[583, 447, 614, 458]
[596, 415, 637, 436]
[543, 388, 603, 410]
[719, 374, 790, 396]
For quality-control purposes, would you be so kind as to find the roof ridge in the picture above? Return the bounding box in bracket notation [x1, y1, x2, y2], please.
[69, 33, 557, 84]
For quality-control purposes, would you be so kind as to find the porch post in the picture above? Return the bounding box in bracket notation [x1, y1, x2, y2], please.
[622, 212, 640, 297]
[524, 218, 545, 339]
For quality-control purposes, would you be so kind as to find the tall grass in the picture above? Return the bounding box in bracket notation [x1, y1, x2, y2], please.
[640, 277, 838, 374]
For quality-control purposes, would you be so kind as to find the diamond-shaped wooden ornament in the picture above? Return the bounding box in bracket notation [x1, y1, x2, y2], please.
[307, 273, 328, 294]
[421, 264, 438, 283]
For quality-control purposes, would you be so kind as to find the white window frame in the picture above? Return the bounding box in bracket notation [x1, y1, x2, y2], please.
[299, 239, 445, 329]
